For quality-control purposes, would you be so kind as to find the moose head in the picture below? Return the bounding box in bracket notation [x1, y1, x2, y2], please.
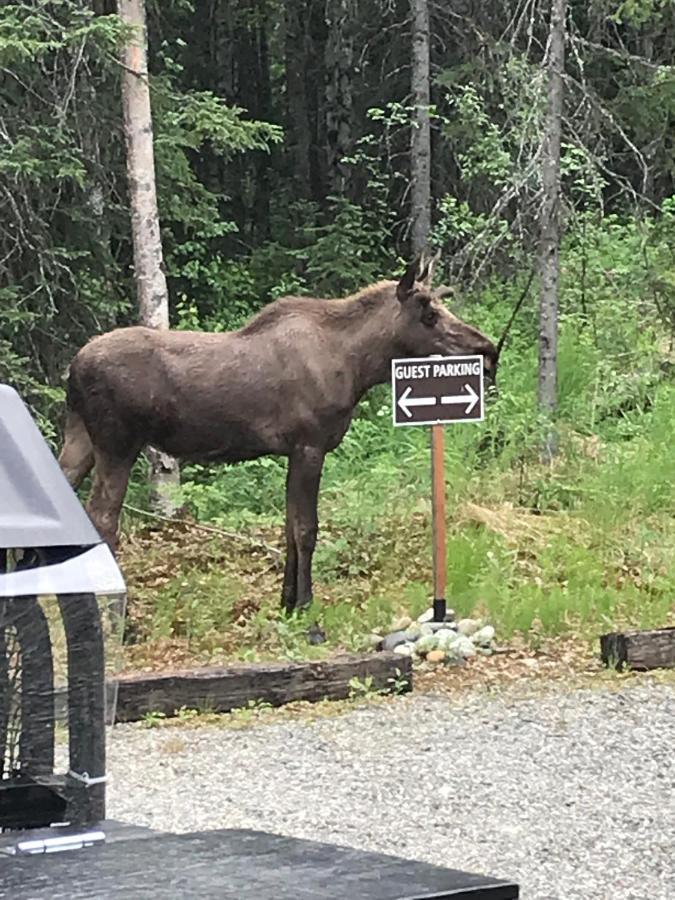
[394, 252, 499, 385]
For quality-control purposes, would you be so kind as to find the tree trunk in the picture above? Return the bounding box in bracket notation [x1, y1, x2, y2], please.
[254, 20, 273, 240]
[325, 0, 355, 197]
[410, 0, 431, 255]
[538, 0, 566, 458]
[118, 0, 179, 514]
[285, 0, 312, 198]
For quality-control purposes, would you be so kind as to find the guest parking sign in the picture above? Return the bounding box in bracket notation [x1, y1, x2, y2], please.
[391, 355, 484, 427]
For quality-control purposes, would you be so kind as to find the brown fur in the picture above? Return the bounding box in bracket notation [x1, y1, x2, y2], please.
[59, 259, 497, 612]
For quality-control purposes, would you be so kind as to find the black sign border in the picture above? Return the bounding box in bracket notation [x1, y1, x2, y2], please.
[391, 354, 486, 428]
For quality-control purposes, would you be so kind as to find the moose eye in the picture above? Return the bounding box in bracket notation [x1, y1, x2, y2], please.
[421, 309, 438, 327]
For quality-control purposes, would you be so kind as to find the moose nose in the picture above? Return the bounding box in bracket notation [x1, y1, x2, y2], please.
[481, 341, 499, 389]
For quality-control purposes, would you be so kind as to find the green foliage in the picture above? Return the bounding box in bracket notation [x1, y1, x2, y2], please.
[0, 4, 122, 63]
[292, 198, 392, 297]
[150, 566, 242, 644]
[142, 710, 167, 728]
[3, 0, 675, 662]
[611, 0, 671, 25]
[442, 83, 516, 187]
[0, 2, 128, 416]
[438, 384, 675, 637]
[0, 0, 282, 412]
[118, 208, 675, 659]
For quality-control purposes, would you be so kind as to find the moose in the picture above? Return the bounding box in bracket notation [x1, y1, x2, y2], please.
[59, 255, 498, 614]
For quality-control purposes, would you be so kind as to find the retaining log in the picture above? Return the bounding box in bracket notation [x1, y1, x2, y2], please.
[600, 626, 675, 671]
[113, 652, 412, 723]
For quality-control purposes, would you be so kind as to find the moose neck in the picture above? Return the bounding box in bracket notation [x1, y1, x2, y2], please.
[335, 282, 404, 401]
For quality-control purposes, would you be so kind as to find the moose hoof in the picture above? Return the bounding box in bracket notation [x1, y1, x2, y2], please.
[306, 622, 326, 645]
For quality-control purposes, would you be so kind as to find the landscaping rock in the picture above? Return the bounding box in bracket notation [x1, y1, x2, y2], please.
[390, 615, 412, 632]
[374, 613, 497, 669]
[473, 625, 496, 646]
[435, 629, 460, 651]
[429, 620, 457, 633]
[380, 631, 410, 652]
[457, 618, 482, 637]
[414, 635, 439, 656]
[453, 635, 477, 658]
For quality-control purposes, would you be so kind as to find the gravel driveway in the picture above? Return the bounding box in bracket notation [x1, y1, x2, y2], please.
[107, 680, 675, 900]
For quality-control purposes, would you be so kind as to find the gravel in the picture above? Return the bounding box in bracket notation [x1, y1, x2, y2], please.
[107, 681, 675, 900]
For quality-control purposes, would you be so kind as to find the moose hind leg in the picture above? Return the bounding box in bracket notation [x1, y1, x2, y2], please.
[86, 449, 137, 553]
[282, 482, 299, 614]
[58, 412, 95, 489]
[285, 446, 325, 612]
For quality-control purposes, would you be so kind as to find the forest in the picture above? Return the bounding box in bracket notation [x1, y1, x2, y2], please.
[1, 0, 674, 668]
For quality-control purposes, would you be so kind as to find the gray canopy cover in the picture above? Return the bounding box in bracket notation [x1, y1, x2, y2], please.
[0, 384, 124, 597]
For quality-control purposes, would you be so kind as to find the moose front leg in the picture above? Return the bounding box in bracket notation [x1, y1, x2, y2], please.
[86, 450, 137, 553]
[282, 445, 325, 613]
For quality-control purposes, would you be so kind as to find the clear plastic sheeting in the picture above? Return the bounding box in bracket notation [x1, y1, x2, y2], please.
[0, 586, 117, 829]
[41, 592, 127, 734]
[0, 544, 125, 599]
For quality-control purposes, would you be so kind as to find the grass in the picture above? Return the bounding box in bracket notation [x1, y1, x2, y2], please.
[106, 268, 675, 674]
[117, 356, 675, 672]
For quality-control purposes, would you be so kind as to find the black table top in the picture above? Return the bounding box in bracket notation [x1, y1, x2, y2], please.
[0, 826, 519, 900]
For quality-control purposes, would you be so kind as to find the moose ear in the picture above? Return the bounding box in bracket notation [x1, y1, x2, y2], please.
[397, 257, 422, 303]
[434, 284, 454, 300]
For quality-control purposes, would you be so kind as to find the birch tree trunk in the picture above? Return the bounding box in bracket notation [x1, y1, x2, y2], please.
[538, 0, 566, 458]
[410, 0, 431, 255]
[118, 0, 180, 514]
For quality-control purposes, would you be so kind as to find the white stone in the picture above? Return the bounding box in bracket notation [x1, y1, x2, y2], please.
[472, 625, 496, 646]
[453, 635, 477, 658]
[414, 635, 439, 655]
[391, 615, 412, 632]
[404, 623, 423, 640]
[435, 630, 460, 651]
[417, 608, 434, 624]
[393, 643, 414, 657]
[456, 618, 482, 637]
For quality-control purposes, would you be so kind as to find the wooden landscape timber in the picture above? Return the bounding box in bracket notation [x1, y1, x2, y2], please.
[113, 652, 412, 723]
[600, 626, 675, 671]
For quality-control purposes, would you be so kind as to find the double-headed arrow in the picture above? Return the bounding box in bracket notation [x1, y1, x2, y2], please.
[398, 383, 479, 418]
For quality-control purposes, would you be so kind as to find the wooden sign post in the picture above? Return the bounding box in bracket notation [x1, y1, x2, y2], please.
[431, 424, 447, 622]
[392, 355, 485, 623]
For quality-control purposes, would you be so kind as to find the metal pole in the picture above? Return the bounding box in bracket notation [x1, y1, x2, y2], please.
[431, 424, 446, 622]
[59, 593, 106, 825]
